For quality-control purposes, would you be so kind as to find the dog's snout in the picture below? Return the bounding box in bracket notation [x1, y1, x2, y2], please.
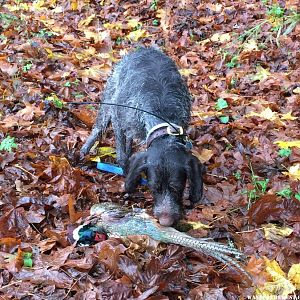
[157, 213, 177, 227]
[153, 193, 181, 227]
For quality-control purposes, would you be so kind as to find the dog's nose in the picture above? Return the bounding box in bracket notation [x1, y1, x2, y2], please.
[157, 213, 176, 227]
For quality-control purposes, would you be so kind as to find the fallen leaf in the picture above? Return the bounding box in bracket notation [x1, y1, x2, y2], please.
[251, 66, 271, 82]
[262, 224, 293, 242]
[179, 68, 198, 76]
[78, 14, 95, 29]
[78, 64, 111, 81]
[255, 258, 296, 296]
[243, 39, 259, 51]
[288, 264, 300, 289]
[283, 164, 300, 180]
[194, 149, 214, 163]
[293, 87, 300, 94]
[211, 32, 231, 43]
[187, 221, 211, 230]
[246, 107, 277, 120]
[156, 9, 169, 31]
[127, 29, 148, 41]
[103, 22, 123, 30]
[274, 140, 300, 149]
[280, 112, 298, 120]
[127, 19, 142, 29]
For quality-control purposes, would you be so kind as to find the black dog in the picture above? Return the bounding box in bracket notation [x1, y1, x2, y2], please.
[81, 47, 204, 226]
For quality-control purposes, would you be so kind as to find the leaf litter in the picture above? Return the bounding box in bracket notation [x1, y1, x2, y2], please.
[0, 0, 299, 298]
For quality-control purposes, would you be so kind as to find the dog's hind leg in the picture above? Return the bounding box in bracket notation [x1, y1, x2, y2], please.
[80, 105, 111, 155]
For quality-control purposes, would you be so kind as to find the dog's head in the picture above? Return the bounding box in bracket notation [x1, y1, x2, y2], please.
[125, 145, 205, 226]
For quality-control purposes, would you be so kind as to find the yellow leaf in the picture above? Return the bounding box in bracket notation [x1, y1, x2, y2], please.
[187, 221, 211, 230]
[206, 3, 222, 12]
[83, 30, 109, 43]
[103, 22, 123, 30]
[283, 164, 300, 180]
[211, 32, 231, 43]
[243, 39, 259, 51]
[97, 147, 116, 158]
[251, 66, 271, 82]
[192, 111, 222, 119]
[71, 0, 78, 10]
[75, 47, 96, 61]
[127, 19, 142, 29]
[127, 29, 147, 41]
[156, 9, 169, 31]
[45, 48, 54, 59]
[78, 14, 95, 29]
[4, 3, 29, 11]
[78, 64, 111, 81]
[293, 87, 300, 94]
[274, 140, 300, 149]
[53, 5, 64, 13]
[246, 107, 277, 120]
[280, 111, 297, 120]
[265, 258, 286, 278]
[219, 33, 231, 43]
[194, 149, 214, 163]
[40, 19, 65, 34]
[262, 224, 293, 242]
[255, 258, 296, 296]
[179, 68, 198, 76]
[288, 264, 300, 289]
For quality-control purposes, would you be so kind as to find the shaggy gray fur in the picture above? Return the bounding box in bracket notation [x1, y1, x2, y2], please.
[81, 47, 204, 226]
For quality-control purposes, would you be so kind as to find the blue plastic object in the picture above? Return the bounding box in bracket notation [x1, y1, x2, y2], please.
[97, 162, 124, 175]
[96, 162, 147, 185]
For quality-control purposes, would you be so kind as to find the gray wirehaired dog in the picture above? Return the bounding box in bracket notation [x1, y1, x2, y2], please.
[81, 47, 204, 226]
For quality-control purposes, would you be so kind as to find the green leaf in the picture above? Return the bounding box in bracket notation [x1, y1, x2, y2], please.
[295, 193, 300, 201]
[278, 148, 292, 157]
[219, 115, 229, 123]
[152, 19, 159, 26]
[267, 5, 284, 18]
[0, 136, 17, 152]
[276, 188, 292, 199]
[23, 252, 33, 268]
[256, 179, 269, 193]
[225, 55, 239, 68]
[234, 171, 242, 180]
[45, 94, 64, 109]
[215, 98, 228, 111]
[22, 63, 33, 72]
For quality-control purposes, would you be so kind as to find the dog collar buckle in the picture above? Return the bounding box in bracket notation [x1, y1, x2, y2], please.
[146, 123, 185, 148]
[166, 125, 184, 136]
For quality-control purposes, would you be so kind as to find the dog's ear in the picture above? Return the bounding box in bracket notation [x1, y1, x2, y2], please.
[125, 152, 148, 193]
[185, 154, 205, 204]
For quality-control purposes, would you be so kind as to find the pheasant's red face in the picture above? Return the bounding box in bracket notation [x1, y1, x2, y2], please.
[94, 232, 107, 242]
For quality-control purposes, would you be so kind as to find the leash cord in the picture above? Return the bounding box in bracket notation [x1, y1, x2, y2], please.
[66, 101, 182, 134]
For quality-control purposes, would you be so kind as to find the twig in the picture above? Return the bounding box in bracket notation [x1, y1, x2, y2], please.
[0, 280, 23, 291]
[206, 172, 228, 180]
[63, 274, 87, 299]
[236, 228, 262, 234]
[14, 164, 39, 180]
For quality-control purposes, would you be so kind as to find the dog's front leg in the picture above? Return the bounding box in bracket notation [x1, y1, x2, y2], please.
[114, 128, 132, 172]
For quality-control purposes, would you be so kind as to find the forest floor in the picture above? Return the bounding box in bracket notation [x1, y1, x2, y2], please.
[0, 0, 300, 299]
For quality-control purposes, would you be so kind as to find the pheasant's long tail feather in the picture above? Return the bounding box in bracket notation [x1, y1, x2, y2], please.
[200, 248, 251, 280]
[163, 233, 251, 280]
